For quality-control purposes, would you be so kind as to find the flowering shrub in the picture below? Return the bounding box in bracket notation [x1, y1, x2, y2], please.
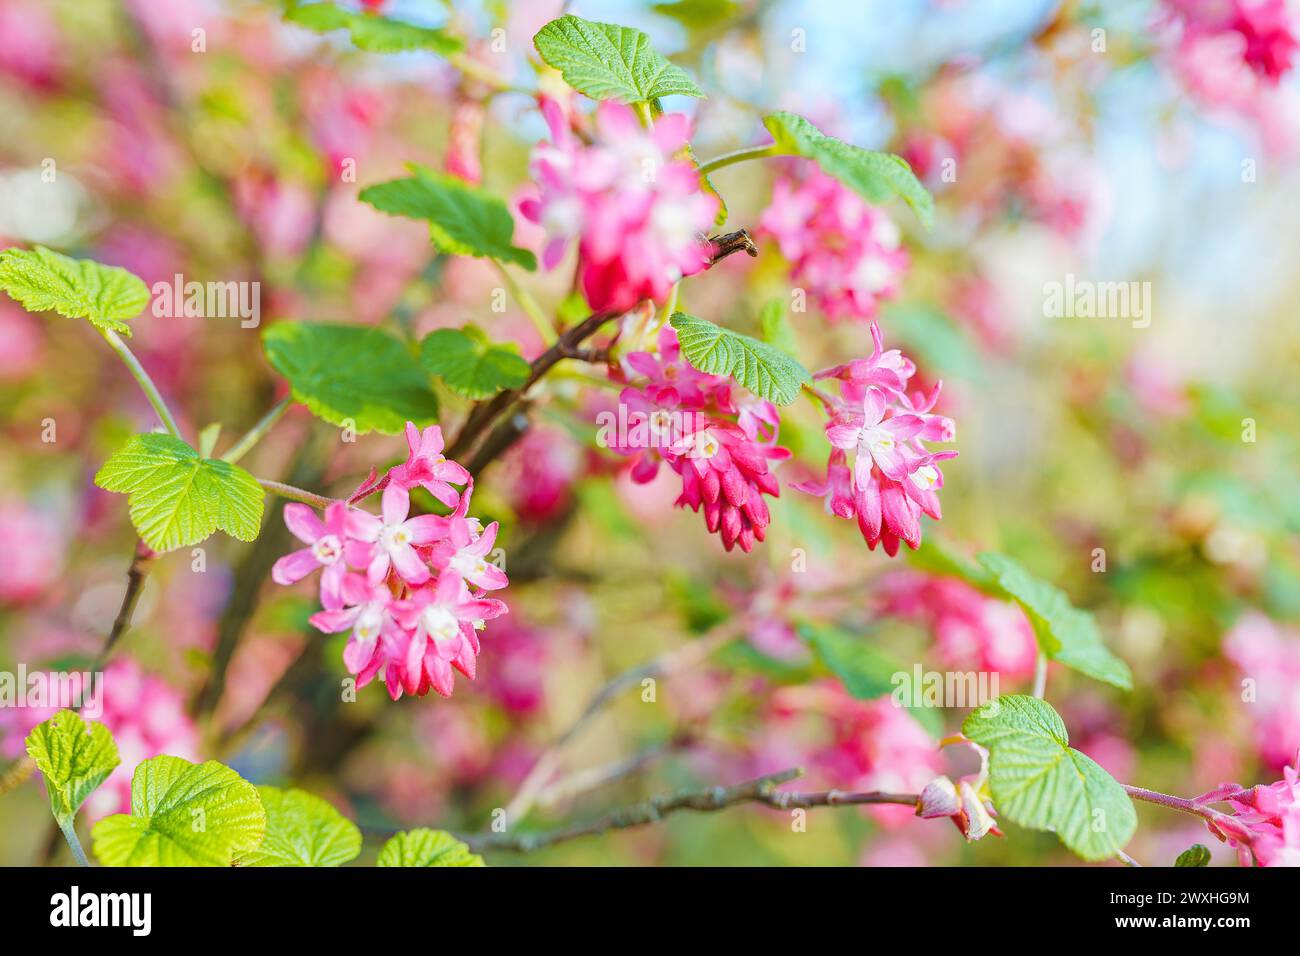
[0, 0, 1298, 876]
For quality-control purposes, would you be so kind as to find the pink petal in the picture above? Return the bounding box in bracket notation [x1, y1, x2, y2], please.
[272, 548, 318, 585]
[283, 504, 325, 544]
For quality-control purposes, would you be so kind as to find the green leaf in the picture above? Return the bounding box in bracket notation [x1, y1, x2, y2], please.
[359, 166, 536, 270]
[1175, 843, 1212, 867]
[91, 756, 266, 866]
[284, 2, 462, 55]
[669, 311, 810, 405]
[763, 112, 933, 229]
[420, 326, 531, 400]
[653, 0, 740, 31]
[0, 245, 150, 337]
[94, 433, 265, 553]
[797, 622, 900, 700]
[758, 298, 799, 355]
[24, 710, 120, 824]
[238, 787, 361, 867]
[533, 14, 703, 103]
[262, 321, 439, 435]
[976, 553, 1133, 690]
[906, 534, 997, 592]
[376, 829, 484, 867]
[963, 695, 1137, 862]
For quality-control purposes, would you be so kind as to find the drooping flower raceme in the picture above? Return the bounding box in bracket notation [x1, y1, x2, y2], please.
[271, 422, 508, 701]
[759, 166, 908, 322]
[793, 322, 956, 554]
[604, 327, 789, 552]
[521, 99, 719, 314]
[1220, 757, 1300, 866]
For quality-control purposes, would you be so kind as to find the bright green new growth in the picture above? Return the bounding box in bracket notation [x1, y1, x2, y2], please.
[238, 786, 362, 867]
[25, 710, 120, 825]
[421, 326, 531, 400]
[1175, 843, 1212, 867]
[963, 695, 1137, 862]
[669, 311, 811, 405]
[534, 14, 704, 103]
[262, 321, 440, 435]
[0, 245, 150, 336]
[376, 828, 485, 867]
[359, 166, 537, 270]
[95, 433, 265, 553]
[977, 553, 1133, 690]
[284, 1, 462, 55]
[762, 112, 934, 229]
[91, 756, 267, 866]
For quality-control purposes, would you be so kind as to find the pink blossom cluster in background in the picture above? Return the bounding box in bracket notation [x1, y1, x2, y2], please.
[877, 571, 1039, 679]
[794, 322, 956, 554]
[521, 99, 719, 313]
[1224, 612, 1300, 768]
[608, 326, 789, 552]
[0, 658, 199, 820]
[272, 423, 508, 700]
[760, 166, 908, 321]
[1221, 758, 1300, 866]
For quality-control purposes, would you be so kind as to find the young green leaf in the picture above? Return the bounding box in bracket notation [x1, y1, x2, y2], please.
[24, 710, 120, 825]
[1175, 843, 1212, 867]
[262, 321, 439, 435]
[376, 828, 484, 867]
[238, 787, 361, 867]
[359, 166, 536, 270]
[762, 112, 934, 229]
[797, 622, 900, 700]
[0, 245, 150, 337]
[533, 14, 703, 103]
[963, 695, 1137, 862]
[420, 327, 531, 400]
[91, 756, 266, 866]
[976, 553, 1133, 690]
[669, 311, 810, 405]
[95, 433, 264, 553]
[284, 2, 462, 55]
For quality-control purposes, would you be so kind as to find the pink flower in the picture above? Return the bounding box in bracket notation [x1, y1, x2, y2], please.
[389, 422, 469, 508]
[429, 518, 508, 591]
[0, 500, 65, 604]
[916, 740, 1002, 842]
[271, 501, 356, 610]
[794, 323, 956, 554]
[388, 573, 507, 699]
[671, 418, 781, 553]
[1223, 758, 1300, 866]
[347, 484, 450, 586]
[1224, 612, 1300, 768]
[759, 167, 908, 322]
[309, 575, 402, 683]
[522, 99, 718, 313]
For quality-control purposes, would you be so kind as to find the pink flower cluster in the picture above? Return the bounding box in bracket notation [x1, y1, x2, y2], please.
[607, 327, 789, 552]
[1220, 758, 1300, 866]
[877, 571, 1038, 679]
[1224, 612, 1300, 768]
[794, 323, 956, 554]
[759, 166, 908, 321]
[0, 659, 199, 821]
[1166, 0, 1298, 83]
[521, 99, 719, 314]
[271, 422, 508, 701]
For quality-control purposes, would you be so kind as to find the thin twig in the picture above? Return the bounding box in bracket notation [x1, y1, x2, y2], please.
[466, 768, 919, 853]
[222, 396, 292, 464]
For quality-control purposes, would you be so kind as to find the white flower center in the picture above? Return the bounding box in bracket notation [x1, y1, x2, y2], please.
[312, 535, 343, 564]
[862, 426, 896, 457]
[692, 431, 720, 459]
[380, 525, 412, 551]
[910, 465, 940, 491]
[419, 604, 461, 644]
[450, 550, 491, 579]
[355, 605, 384, 642]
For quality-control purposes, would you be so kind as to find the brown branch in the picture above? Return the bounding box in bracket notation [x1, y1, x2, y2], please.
[464, 768, 919, 853]
[707, 228, 758, 264]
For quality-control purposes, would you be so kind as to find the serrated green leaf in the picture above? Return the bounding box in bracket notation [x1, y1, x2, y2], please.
[669, 311, 810, 405]
[360, 166, 536, 270]
[262, 321, 439, 435]
[976, 553, 1132, 690]
[91, 756, 266, 866]
[285, 2, 462, 55]
[24, 710, 120, 824]
[94, 433, 264, 553]
[238, 787, 361, 867]
[420, 327, 531, 400]
[533, 14, 703, 103]
[963, 695, 1136, 862]
[376, 829, 484, 867]
[0, 245, 150, 337]
[1175, 843, 1212, 867]
[763, 112, 933, 229]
